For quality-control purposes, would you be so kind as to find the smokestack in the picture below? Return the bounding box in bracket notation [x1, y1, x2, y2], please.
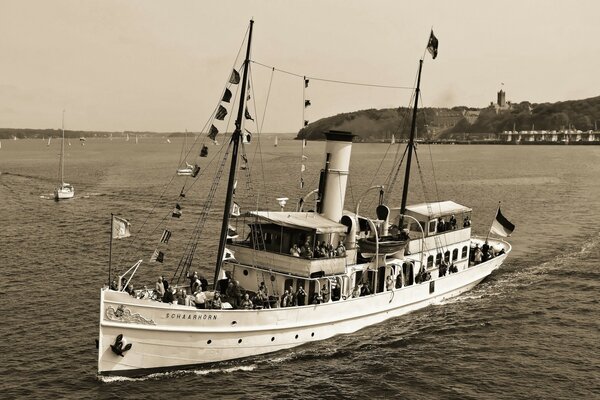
[319, 131, 354, 223]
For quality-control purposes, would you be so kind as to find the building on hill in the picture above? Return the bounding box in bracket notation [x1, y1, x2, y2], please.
[490, 89, 512, 113]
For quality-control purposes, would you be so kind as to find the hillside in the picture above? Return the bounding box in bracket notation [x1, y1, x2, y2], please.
[296, 95, 600, 141]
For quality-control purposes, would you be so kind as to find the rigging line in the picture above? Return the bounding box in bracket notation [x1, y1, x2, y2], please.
[417, 91, 441, 205]
[250, 60, 415, 90]
[250, 64, 273, 204]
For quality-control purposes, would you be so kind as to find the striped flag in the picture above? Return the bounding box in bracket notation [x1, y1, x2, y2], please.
[112, 216, 131, 239]
[427, 30, 439, 59]
[172, 203, 182, 218]
[160, 229, 172, 244]
[490, 207, 515, 237]
[215, 105, 228, 121]
[150, 249, 164, 263]
[229, 69, 240, 84]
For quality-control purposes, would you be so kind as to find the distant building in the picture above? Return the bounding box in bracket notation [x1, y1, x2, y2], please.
[491, 89, 511, 113]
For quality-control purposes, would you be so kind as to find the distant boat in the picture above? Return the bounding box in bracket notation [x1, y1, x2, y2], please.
[135, 135, 139, 144]
[391, 135, 396, 144]
[176, 131, 193, 176]
[80, 137, 86, 146]
[126, 133, 130, 142]
[47, 137, 51, 146]
[166, 138, 171, 144]
[54, 111, 74, 201]
[274, 136, 278, 147]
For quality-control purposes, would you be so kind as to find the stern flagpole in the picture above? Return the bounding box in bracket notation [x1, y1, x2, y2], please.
[109, 213, 113, 288]
[486, 201, 501, 241]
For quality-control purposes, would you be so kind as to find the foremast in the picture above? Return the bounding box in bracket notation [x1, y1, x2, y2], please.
[213, 20, 254, 288]
[59, 109, 65, 186]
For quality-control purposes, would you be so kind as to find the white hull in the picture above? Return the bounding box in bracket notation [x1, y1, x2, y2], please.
[98, 252, 507, 375]
[54, 185, 74, 200]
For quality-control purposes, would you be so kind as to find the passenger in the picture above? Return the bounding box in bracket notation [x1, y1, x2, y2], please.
[327, 243, 336, 257]
[110, 279, 118, 291]
[321, 283, 330, 302]
[386, 275, 394, 291]
[188, 271, 197, 293]
[125, 283, 135, 297]
[162, 276, 170, 292]
[311, 291, 323, 304]
[360, 281, 371, 296]
[288, 285, 296, 306]
[474, 245, 483, 264]
[234, 281, 244, 307]
[199, 275, 209, 292]
[289, 244, 300, 257]
[439, 260, 448, 277]
[225, 281, 236, 307]
[352, 285, 360, 298]
[463, 216, 471, 227]
[314, 242, 325, 258]
[449, 214, 457, 230]
[177, 289, 187, 305]
[336, 242, 346, 257]
[163, 287, 175, 303]
[240, 293, 253, 309]
[191, 276, 202, 294]
[211, 292, 222, 309]
[449, 263, 458, 273]
[281, 290, 290, 307]
[155, 276, 165, 300]
[395, 274, 403, 289]
[286, 290, 295, 307]
[320, 242, 329, 258]
[300, 240, 313, 258]
[137, 285, 150, 299]
[331, 282, 341, 301]
[438, 217, 446, 233]
[193, 288, 207, 309]
[258, 281, 268, 297]
[296, 286, 307, 306]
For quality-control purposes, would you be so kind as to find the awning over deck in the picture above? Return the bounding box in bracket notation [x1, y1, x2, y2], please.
[404, 201, 471, 219]
[246, 211, 347, 234]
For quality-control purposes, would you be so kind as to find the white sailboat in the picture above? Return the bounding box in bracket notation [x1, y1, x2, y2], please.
[98, 21, 512, 376]
[391, 134, 396, 144]
[47, 137, 52, 146]
[176, 131, 193, 176]
[274, 136, 278, 147]
[54, 111, 74, 201]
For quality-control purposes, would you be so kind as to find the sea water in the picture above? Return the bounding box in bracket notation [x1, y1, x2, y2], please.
[0, 138, 599, 399]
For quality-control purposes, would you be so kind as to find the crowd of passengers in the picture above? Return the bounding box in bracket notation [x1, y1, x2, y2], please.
[471, 241, 504, 265]
[289, 239, 346, 259]
[436, 214, 471, 233]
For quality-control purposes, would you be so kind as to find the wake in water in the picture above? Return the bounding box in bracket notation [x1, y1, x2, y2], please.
[98, 364, 257, 383]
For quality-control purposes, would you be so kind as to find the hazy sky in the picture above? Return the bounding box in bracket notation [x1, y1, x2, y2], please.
[1, 0, 599, 132]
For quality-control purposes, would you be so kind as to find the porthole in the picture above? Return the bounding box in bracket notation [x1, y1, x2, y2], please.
[270, 275, 276, 282]
[243, 269, 249, 276]
[207, 339, 212, 344]
[311, 332, 314, 337]
[231, 321, 237, 325]
[295, 334, 299, 339]
[238, 339, 242, 344]
[271, 337, 275, 342]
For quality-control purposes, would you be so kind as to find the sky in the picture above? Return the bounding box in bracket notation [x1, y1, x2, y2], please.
[1, 0, 599, 133]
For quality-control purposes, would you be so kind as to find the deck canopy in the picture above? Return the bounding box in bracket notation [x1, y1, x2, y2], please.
[403, 201, 471, 219]
[246, 211, 347, 234]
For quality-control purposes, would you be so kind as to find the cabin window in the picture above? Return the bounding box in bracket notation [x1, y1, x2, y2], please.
[429, 281, 435, 294]
[427, 255, 434, 268]
[428, 220, 437, 234]
[264, 232, 272, 244]
[452, 248, 459, 261]
[409, 221, 425, 233]
[435, 253, 442, 266]
[444, 251, 450, 263]
[462, 246, 468, 259]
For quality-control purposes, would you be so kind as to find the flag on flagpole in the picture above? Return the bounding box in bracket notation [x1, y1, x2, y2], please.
[427, 30, 439, 59]
[159, 229, 172, 244]
[208, 125, 219, 141]
[112, 216, 131, 239]
[490, 207, 515, 237]
[150, 249, 164, 263]
[221, 88, 232, 103]
[172, 203, 182, 218]
[229, 69, 240, 84]
[215, 105, 228, 120]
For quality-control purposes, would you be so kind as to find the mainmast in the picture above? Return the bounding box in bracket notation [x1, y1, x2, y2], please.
[399, 59, 424, 216]
[213, 20, 254, 287]
[60, 110, 65, 185]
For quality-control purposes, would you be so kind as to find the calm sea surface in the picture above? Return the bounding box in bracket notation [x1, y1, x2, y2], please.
[1, 137, 599, 399]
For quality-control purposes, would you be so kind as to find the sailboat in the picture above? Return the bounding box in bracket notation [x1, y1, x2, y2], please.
[391, 134, 396, 144]
[47, 137, 52, 146]
[176, 131, 194, 176]
[54, 111, 74, 201]
[97, 21, 512, 376]
[274, 136, 278, 147]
